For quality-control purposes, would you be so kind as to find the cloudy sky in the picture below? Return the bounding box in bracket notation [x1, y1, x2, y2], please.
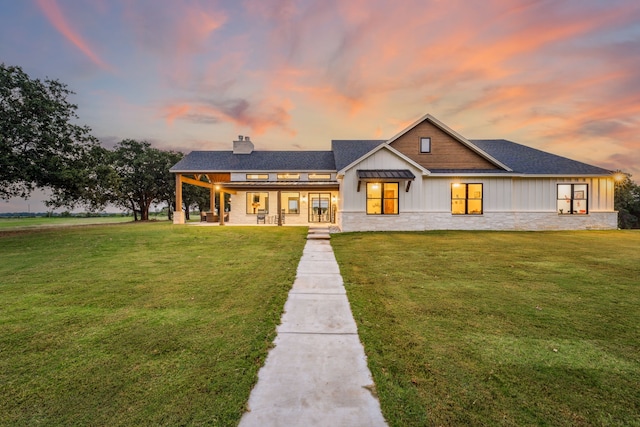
[1, 0, 639, 212]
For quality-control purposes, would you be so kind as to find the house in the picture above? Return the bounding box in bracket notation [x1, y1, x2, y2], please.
[170, 113, 618, 231]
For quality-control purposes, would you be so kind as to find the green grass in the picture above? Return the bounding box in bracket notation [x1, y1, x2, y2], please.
[0, 216, 135, 229]
[0, 223, 307, 426]
[331, 231, 640, 426]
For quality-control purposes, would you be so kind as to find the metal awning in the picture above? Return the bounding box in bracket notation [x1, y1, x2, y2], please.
[356, 169, 416, 192]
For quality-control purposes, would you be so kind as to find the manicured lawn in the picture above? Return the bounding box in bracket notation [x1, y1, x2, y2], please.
[331, 231, 640, 426]
[0, 223, 307, 426]
[0, 216, 134, 229]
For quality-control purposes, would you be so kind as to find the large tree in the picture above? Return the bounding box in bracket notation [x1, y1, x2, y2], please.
[614, 171, 640, 229]
[111, 139, 183, 221]
[0, 64, 98, 200]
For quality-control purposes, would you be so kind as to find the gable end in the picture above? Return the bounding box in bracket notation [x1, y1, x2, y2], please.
[389, 119, 501, 170]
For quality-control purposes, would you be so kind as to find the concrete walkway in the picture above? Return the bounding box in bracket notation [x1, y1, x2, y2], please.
[239, 226, 387, 427]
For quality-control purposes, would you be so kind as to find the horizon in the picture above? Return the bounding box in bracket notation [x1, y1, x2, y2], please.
[2, 0, 639, 212]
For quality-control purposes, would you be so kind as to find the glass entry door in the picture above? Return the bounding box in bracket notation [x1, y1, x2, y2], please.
[308, 193, 331, 223]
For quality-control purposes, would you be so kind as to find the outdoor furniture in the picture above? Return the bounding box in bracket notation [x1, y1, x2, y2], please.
[257, 209, 266, 224]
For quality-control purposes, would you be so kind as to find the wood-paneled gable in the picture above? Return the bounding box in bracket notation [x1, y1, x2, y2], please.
[389, 120, 499, 170]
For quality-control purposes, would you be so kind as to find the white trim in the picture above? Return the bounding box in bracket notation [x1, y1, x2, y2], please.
[337, 144, 430, 177]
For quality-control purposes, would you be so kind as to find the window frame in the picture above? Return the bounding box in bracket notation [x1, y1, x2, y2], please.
[277, 173, 300, 181]
[420, 137, 431, 153]
[246, 192, 269, 214]
[557, 184, 588, 215]
[308, 173, 331, 180]
[366, 182, 399, 215]
[281, 192, 300, 214]
[451, 183, 483, 215]
[246, 173, 269, 181]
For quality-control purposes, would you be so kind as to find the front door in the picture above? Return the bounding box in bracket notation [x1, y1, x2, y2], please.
[308, 193, 331, 223]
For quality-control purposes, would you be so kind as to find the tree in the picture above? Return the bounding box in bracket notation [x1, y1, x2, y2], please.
[0, 63, 98, 200]
[614, 171, 640, 229]
[111, 139, 182, 221]
[155, 149, 184, 220]
[46, 144, 120, 211]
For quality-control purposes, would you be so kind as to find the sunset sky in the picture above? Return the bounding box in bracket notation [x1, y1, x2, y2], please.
[1, 0, 639, 212]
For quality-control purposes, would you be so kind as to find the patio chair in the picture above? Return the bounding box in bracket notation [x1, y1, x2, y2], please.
[257, 209, 266, 224]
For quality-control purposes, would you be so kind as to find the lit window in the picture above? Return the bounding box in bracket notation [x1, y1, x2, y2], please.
[452, 183, 483, 215]
[277, 173, 300, 180]
[309, 173, 331, 180]
[366, 183, 399, 215]
[246, 174, 269, 180]
[557, 184, 588, 214]
[282, 192, 300, 214]
[246, 192, 269, 214]
[420, 137, 431, 153]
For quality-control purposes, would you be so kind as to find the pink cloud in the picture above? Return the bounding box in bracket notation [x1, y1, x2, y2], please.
[36, 0, 111, 70]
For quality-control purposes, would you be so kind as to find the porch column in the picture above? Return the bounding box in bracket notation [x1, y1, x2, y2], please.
[277, 190, 282, 226]
[219, 190, 225, 225]
[174, 173, 185, 224]
[210, 186, 215, 214]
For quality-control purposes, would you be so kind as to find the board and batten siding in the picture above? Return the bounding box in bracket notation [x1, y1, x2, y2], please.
[340, 148, 424, 213]
[424, 176, 614, 213]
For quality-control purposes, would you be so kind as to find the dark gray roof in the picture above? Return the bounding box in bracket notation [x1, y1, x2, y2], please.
[332, 140, 386, 171]
[469, 140, 612, 175]
[357, 169, 416, 180]
[170, 150, 336, 172]
[170, 139, 611, 177]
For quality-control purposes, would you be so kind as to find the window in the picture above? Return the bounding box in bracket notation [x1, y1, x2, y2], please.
[246, 192, 269, 214]
[557, 184, 588, 214]
[420, 137, 431, 153]
[282, 192, 300, 214]
[246, 174, 268, 180]
[309, 173, 331, 180]
[277, 173, 300, 180]
[452, 183, 483, 215]
[366, 183, 399, 215]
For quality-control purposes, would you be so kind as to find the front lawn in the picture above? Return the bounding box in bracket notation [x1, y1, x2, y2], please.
[331, 231, 640, 426]
[0, 223, 307, 426]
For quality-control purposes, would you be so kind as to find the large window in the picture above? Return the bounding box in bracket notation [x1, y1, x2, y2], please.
[452, 183, 483, 215]
[366, 183, 399, 215]
[282, 192, 300, 214]
[246, 192, 269, 214]
[557, 184, 588, 214]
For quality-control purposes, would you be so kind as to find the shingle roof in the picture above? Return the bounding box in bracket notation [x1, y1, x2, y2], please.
[170, 150, 336, 172]
[170, 139, 611, 177]
[331, 140, 386, 171]
[469, 140, 612, 175]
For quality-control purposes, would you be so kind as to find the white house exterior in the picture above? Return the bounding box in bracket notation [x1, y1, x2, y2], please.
[170, 114, 618, 231]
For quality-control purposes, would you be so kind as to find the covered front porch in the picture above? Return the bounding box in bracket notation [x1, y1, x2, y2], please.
[173, 174, 340, 226]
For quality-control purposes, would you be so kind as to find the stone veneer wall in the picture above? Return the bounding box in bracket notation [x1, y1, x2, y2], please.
[338, 211, 618, 232]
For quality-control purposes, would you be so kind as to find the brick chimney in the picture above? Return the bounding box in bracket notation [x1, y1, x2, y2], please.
[233, 135, 254, 154]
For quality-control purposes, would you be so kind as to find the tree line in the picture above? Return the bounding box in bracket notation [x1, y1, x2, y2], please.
[2, 63, 640, 226]
[1, 63, 213, 220]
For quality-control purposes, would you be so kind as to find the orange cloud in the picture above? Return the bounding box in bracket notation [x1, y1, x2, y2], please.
[36, 0, 111, 70]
